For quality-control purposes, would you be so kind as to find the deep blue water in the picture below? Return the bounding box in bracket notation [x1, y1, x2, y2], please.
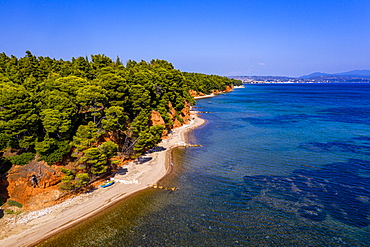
[40, 83, 370, 246]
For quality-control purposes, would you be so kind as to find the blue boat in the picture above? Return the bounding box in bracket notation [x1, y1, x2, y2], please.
[100, 180, 115, 188]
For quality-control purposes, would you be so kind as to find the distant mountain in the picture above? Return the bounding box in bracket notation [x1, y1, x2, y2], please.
[229, 69, 370, 83]
[335, 70, 370, 77]
[300, 72, 330, 79]
[301, 70, 370, 79]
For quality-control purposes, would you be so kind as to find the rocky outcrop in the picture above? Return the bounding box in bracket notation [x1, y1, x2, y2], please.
[0, 175, 9, 204]
[189, 90, 205, 97]
[149, 101, 192, 137]
[6, 161, 63, 210]
[149, 110, 165, 126]
[168, 101, 191, 129]
[149, 110, 168, 136]
[224, 85, 234, 92]
[191, 85, 234, 97]
[180, 101, 191, 124]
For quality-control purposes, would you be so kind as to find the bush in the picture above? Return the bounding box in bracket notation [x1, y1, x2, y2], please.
[75, 173, 89, 188]
[10, 152, 35, 166]
[7, 200, 23, 208]
[4, 209, 22, 215]
[99, 141, 118, 159]
[111, 160, 121, 165]
[59, 182, 74, 191]
[5, 209, 15, 214]
[60, 167, 75, 176]
[37, 140, 71, 165]
[176, 113, 184, 124]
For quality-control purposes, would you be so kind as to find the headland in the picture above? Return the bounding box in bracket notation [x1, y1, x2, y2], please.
[0, 112, 205, 247]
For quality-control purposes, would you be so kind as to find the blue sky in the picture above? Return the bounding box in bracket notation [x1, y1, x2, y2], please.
[1, 0, 369, 77]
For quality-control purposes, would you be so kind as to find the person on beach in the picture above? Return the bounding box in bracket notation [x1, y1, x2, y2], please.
[30, 175, 38, 188]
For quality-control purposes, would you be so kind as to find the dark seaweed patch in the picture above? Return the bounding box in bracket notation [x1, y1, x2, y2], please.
[241, 159, 370, 227]
[317, 107, 370, 125]
[353, 136, 370, 142]
[299, 141, 370, 155]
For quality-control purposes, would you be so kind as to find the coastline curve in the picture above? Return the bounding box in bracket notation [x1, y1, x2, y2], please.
[0, 113, 205, 247]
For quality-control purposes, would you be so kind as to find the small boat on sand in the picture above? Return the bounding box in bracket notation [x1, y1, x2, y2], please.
[100, 180, 115, 188]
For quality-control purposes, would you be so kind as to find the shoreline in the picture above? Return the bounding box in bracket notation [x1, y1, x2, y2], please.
[194, 93, 216, 99]
[0, 112, 205, 247]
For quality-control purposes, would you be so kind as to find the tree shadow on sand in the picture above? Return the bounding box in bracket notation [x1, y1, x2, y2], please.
[116, 167, 128, 175]
[147, 146, 166, 153]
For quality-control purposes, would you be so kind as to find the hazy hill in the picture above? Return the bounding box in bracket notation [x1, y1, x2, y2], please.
[229, 69, 370, 83]
[301, 70, 370, 79]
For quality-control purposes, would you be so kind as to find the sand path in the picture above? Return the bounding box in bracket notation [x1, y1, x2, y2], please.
[0, 113, 204, 247]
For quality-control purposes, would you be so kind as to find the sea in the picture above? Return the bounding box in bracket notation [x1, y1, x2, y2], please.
[39, 83, 370, 246]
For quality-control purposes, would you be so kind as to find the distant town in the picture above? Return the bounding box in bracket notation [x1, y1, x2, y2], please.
[229, 70, 370, 84]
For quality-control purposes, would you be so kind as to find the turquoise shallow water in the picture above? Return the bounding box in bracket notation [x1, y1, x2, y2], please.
[40, 83, 370, 246]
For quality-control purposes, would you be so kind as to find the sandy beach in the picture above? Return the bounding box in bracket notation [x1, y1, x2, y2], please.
[194, 93, 216, 99]
[0, 112, 205, 247]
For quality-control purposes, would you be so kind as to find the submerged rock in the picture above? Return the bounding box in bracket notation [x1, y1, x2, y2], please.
[298, 205, 326, 221]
